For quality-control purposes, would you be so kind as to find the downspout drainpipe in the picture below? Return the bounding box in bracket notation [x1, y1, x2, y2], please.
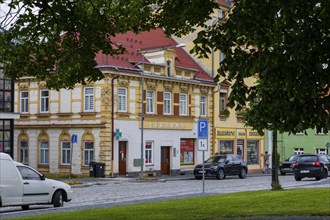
[111, 75, 119, 177]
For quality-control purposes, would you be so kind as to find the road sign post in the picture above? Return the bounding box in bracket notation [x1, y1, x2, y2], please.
[197, 120, 208, 194]
[70, 134, 78, 179]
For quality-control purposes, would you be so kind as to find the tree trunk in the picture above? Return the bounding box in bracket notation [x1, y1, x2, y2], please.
[271, 130, 280, 188]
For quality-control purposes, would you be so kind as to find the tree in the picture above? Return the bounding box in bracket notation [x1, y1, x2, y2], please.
[193, 0, 330, 135]
[0, 0, 216, 89]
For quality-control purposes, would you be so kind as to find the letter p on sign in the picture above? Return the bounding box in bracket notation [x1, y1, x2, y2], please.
[198, 120, 208, 139]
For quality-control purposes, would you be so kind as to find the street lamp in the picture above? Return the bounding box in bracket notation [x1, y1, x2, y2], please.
[139, 43, 186, 178]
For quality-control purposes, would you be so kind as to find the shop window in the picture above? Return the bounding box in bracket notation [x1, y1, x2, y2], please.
[0, 76, 13, 112]
[237, 139, 244, 158]
[40, 140, 49, 164]
[179, 93, 187, 116]
[247, 140, 259, 165]
[20, 141, 28, 164]
[0, 120, 12, 155]
[220, 140, 234, 154]
[146, 90, 155, 114]
[294, 148, 304, 155]
[118, 87, 127, 112]
[84, 141, 94, 165]
[84, 87, 94, 112]
[61, 141, 71, 165]
[145, 141, 153, 165]
[180, 139, 194, 165]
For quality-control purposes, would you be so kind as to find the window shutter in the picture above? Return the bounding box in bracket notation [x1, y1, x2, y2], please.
[157, 91, 163, 115]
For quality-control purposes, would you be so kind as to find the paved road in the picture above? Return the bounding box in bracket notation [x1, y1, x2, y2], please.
[1, 174, 329, 219]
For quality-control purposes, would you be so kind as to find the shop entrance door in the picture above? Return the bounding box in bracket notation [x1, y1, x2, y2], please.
[161, 146, 171, 175]
[118, 141, 127, 176]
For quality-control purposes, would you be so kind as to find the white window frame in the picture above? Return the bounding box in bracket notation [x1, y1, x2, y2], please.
[200, 96, 207, 117]
[294, 148, 304, 155]
[84, 87, 94, 112]
[315, 148, 327, 155]
[219, 92, 227, 111]
[164, 92, 172, 115]
[20, 141, 28, 164]
[166, 60, 172, 77]
[118, 87, 127, 112]
[145, 141, 154, 165]
[315, 127, 325, 135]
[84, 141, 94, 165]
[40, 141, 49, 164]
[40, 89, 49, 113]
[61, 141, 71, 165]
[179, 93, 187, 116]
[20, 91, 29, 113]
[146, 90, 155, 114]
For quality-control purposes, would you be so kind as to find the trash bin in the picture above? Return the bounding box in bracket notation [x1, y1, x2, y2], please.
[89, 162, 96, 177]
[94, 162, 105, 178]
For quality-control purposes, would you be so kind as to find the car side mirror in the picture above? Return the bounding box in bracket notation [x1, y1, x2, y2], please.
[40, 175, 46, 180]
[225, 160, 229, 164]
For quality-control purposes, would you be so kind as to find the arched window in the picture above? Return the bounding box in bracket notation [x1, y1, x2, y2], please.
[38, 130, 49, 165]
[18, 130, 29, 164]
[82, 130, 95, 166]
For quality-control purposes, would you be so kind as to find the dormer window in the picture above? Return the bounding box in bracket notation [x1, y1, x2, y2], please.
[167, 60, 172, 77]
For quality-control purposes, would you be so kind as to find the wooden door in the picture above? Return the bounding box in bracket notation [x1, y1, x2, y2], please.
[161, 146, 171, 175]
[118, 141, 127, 176]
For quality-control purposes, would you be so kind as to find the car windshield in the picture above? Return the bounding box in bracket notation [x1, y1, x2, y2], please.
[288, 155, 299, 162]
[205, 155, 226, 163]
[297, 155, 318, 162]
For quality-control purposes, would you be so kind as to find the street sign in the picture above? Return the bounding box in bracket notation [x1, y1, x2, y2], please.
[198, 139, 208, 151]
[71, 134, 78, 143]
[198, 120, 208, 139]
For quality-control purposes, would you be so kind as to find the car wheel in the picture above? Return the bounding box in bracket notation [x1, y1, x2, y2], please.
[216, 169, 225, 180]
[53, 190, 64, 208]
[239, 168, 247, 179]
[322, 169, 328, 179]
[194, 176, 202, 180]
[294, 176, 301, 181]
[22, 205, 29, 210]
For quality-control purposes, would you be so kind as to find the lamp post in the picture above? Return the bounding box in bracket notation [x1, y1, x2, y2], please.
[139, 43, 185, 178]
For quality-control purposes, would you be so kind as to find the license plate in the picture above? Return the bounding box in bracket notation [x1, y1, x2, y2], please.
[300, 170, 309, 173]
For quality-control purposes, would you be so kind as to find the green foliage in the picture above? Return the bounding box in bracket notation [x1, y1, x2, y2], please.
[0, 0, 215, 90]
[11, 188, 330, 220]
[193, 0, 330, 134]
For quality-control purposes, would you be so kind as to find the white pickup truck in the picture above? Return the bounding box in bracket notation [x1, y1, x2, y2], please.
[0, 152, 73, 210]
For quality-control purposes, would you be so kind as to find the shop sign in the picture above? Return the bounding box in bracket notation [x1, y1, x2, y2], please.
[144, 121, 193, 130]
[247, 129, 263, 139]
[215, 128, 236, 139]
[236, 129, 246, 139]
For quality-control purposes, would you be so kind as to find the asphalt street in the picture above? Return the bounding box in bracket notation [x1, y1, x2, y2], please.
[1, 174, 329, 219]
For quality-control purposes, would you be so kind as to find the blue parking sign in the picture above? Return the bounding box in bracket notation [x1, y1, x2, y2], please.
[198, 120, 208, 139]
[71, 134, 78, 143]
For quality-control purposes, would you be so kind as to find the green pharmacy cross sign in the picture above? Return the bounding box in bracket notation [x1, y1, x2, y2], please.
[114, 129, 122, 140]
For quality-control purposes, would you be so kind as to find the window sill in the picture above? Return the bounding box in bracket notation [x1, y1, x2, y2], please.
[36, 113, 51, 117]
[80, 112, 97, 116]
[57, 112, 73, 117]
[37, 164, 49, 168]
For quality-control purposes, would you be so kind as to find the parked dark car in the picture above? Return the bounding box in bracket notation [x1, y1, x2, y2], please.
[193, 154, 248, 180]
[293, 154, 329, 181]
[279, 155, 299, 175]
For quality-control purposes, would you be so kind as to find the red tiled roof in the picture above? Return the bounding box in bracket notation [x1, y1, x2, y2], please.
[95, 28, 213, 82]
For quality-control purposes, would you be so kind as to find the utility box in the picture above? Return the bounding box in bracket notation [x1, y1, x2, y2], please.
[89, 162, 105, 178]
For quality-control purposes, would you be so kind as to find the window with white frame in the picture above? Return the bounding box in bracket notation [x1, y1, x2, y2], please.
[315, 148, 327, 155]
[145, 141, 153, 165]
[220, 92, 226, 111]
[20, 141, 28, 164]
[20, 91, 29, 113]
[146, 90, 154, 114]
[200, 96, 207, 117]
[295, 131, 305, 135]
[118, 87, 127, 112]
[40, 90, 49, 112]
[164, 92, 172, 115]
[315, 127, 325, 135]
[61, 141, 71, 165]
[294, 148, 304, 155]
[179, 93, 187, 116]
[84, 87, 94, 111]
[40, 141, 49, 164]
[84, 141, 94, 165]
